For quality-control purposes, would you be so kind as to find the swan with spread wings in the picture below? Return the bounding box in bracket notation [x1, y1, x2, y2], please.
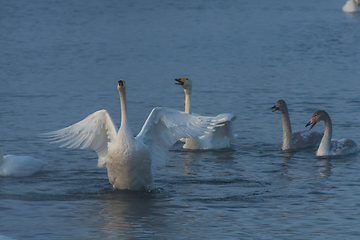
[43, 80, 221, 190]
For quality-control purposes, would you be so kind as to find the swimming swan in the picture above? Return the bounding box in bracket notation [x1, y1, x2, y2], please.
[272, 100, 323, 151]
[43, 80, 220, 190]
[174, 78, 236, 150]
[343, 0, 359, 12]
[306, 110, 357, 156]
[0, 150, 47, 177]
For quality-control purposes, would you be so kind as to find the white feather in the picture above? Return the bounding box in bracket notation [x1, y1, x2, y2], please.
[0, 150, 47, 177]
[175, 78, 236, 149]
[43, 81, 217, 190]
[41, 109, 117, 167]
[343, 0, 359, 12]
[136, 107, 215, 169]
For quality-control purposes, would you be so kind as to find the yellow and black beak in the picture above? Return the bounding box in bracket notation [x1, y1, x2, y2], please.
[175, 78, 188, 85]
[357, 0, 359, 6]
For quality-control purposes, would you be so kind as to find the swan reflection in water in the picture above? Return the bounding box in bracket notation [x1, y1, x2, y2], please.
[172, 147, 237, 177]
[316, 158, 332, 178]
[72, 190, 183, 239]
[279, 150, 332, 180]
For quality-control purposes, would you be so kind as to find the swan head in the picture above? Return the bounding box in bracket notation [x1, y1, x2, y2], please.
[306, 110, 328, 130]
[271, 100, 288, 113]
[118, 80, 126, 91]
[357, 0, 360, 5]
[175, 78, 192, 91]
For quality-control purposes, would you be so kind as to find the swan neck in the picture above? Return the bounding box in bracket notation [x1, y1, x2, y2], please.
[280, 110, 293, 150]
[118, 88, 135, 140]
[318, 114, 332, 154]
[119, 89, 129, 127]
[184, 89, 192, 114]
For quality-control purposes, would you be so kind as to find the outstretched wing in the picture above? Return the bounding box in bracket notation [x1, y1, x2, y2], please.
[41, 110, 118, 167]
[135, 107, 217, 168]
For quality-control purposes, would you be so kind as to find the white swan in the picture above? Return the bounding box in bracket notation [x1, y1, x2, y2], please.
[43, 80, 220, 191]
[272, 100, 323, 151]
[174, 78, 236, 149]
[306, 110, 358, 156]
[0, 150, 47, 177]
[343, 0, 359, 12]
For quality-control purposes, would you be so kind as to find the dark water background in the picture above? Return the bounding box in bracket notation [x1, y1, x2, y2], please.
[1, 0, 360, 239]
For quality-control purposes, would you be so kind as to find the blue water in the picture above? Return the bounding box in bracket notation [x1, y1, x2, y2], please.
[1, 0, 360, 239]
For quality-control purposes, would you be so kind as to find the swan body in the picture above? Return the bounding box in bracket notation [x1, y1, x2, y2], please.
[272, 100, 323, 151]
[343, 0, 359, 12]
[0, 150, 47, 177]
[175, 78, 236, 149]
[43, 80, 219, 190]
[306, 110, 357, 156]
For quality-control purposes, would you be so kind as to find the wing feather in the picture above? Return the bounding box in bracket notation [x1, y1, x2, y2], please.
[41, 109, 118, 167]
[210, 113, 236, 142]
[135, 107, 217, 169]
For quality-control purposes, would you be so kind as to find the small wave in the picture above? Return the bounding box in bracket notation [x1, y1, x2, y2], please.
[160, 178, 271, 187]
[185, 193, 305, 203]
[0, 235, 17, 240]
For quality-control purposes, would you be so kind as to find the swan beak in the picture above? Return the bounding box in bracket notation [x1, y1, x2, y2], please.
[306, 118, 317, 130]
[175, 78, 187, 85]
[357, 0, 360, 5]
[118, 80, 125, 86]
[271, 104, 279, 112]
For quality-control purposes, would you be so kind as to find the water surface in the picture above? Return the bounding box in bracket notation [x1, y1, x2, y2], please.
[1, 0, 360, 239]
